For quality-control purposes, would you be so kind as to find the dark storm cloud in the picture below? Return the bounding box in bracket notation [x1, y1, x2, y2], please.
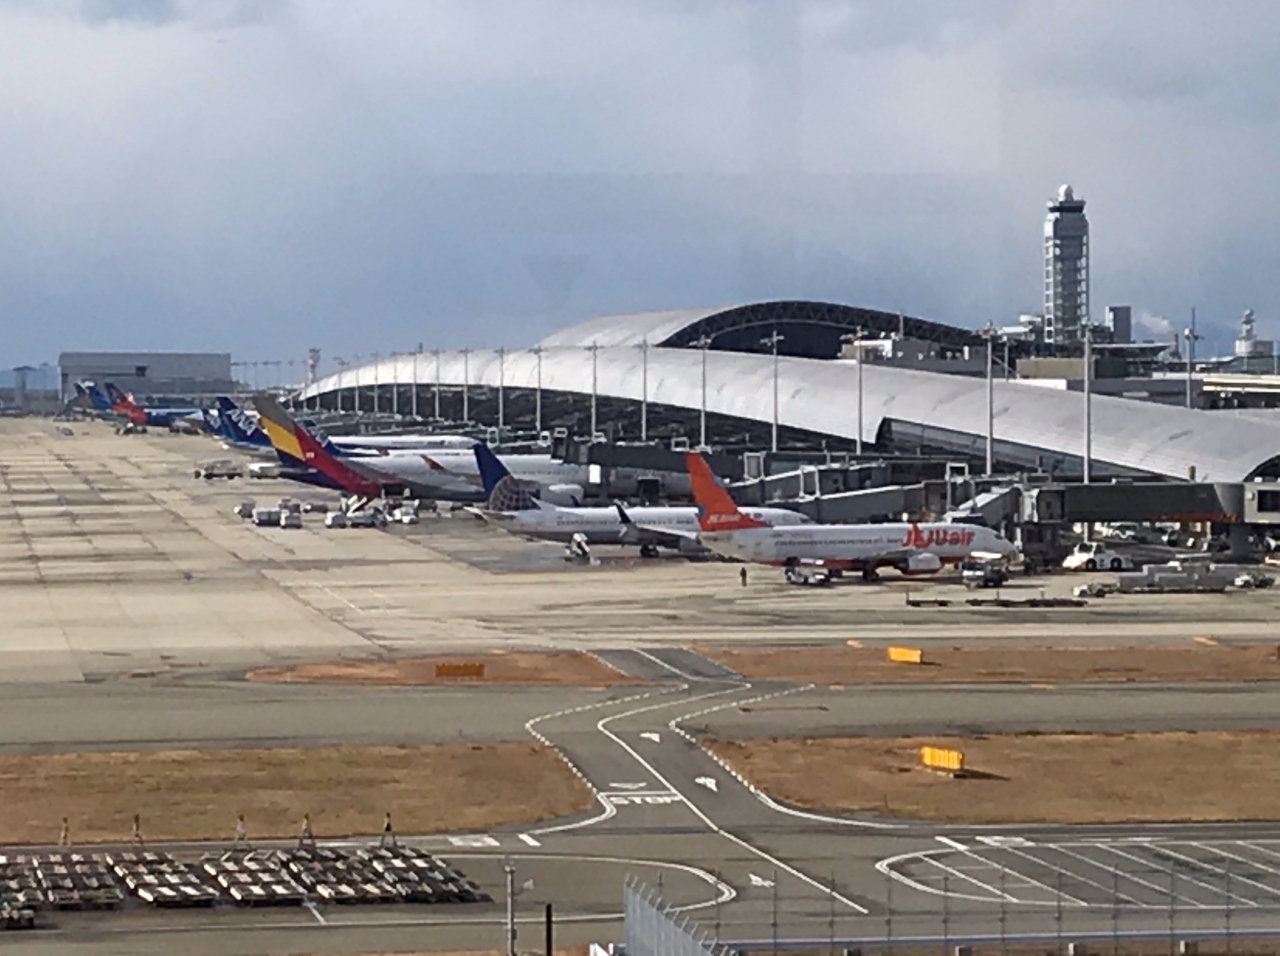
[0, 0, 1277, 369]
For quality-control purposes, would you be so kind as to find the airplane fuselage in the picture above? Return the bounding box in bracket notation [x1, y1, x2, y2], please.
[701, 522, 1016, 571]
[495, 505, 808, 544]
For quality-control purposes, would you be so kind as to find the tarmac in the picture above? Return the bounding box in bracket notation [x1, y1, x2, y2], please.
[6, 419, 1280, 953]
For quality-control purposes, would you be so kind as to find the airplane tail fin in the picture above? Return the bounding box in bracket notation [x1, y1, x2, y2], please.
[85, 384, 113, 412]
[685, 452, 765, 532]
[252, 394, 383, 498]
[474, 443, 539, 512]
[212, 397, 269, 447]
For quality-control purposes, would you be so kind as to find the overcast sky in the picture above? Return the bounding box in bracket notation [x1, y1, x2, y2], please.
[2, 0, 1278, 372]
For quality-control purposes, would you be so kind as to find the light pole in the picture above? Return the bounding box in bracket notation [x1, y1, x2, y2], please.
[840, 329, 866, 455]
[390, 352, 399, 417]
[460, 348, 472, 423]
[334, 358, 347, 413]
[496, 347, 506, 435]
[411, 350, 419, 420]
[371, 352, 381, 415]
[693, 334, 712, 448]
[432, 349, 442, 421]
[637, 338, 649, 442]
[759, 330, 785, 453]
[980, 322, 995, 476]
[504, 859, 517, 956]
[1184, 307, 1199, 409]
[586, 343, 601, 438]
[529, 346, 545, 435]
[1083, 323, 1093, 484]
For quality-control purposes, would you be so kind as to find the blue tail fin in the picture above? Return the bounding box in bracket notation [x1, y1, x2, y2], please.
[86, 384, 113, 412]
[474, 443, 511, 497]
[474, 444, 538, 512]
[213, 397, 270, 448]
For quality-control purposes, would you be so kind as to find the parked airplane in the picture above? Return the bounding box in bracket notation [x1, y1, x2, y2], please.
[211, 396, 476, 457]
[427, 444, 696, 504]
[685, 452, 1017, 581]
[473, 443, 808, 554]
[102, 383, 202, 430]
[72, 382, 116, 417]
[252, 395, 486, 504]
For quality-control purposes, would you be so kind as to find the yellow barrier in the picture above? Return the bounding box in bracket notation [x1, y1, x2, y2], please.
[886, 646, 924, 665]
[435, 662, 486, 679]
[920, 745, 965, 773]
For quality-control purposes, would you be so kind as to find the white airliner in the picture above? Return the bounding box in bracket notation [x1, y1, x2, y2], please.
[473, 444, 808, 552]
[335, 434, 477, 453]
[685, 452, 1017, 580]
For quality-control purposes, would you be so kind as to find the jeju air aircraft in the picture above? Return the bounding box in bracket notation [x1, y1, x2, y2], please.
[684, 451, 1017, 582]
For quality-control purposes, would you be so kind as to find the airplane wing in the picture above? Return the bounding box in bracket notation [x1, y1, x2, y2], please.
[624, 522, 701, 548]
[614, 502, 702, 550]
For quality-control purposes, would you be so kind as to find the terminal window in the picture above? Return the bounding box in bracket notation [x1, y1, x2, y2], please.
[1258, 490, 1280, 512]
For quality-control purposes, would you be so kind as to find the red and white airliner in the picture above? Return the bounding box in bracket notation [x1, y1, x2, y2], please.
[685, 452, 1017, 581]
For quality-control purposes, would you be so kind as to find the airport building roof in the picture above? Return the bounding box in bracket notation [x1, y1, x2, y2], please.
[303, 343, 1280, 482]
[538, 300, 985, 358]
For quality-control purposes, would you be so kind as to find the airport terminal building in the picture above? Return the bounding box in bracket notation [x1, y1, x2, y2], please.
[59, 351, 235, 402]
[298, 300, 1280, 486]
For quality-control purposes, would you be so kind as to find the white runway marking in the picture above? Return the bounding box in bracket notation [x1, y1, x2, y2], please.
[880, 837, 1280, 909]
[518, 834, 541, 847]
[449, 835, 499, 847]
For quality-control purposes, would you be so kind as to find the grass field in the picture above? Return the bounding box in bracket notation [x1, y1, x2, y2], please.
[706, 730, 1280, 823]
[1, 743, 593, 845]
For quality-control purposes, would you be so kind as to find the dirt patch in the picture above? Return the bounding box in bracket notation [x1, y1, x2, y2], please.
[248, 650, 642, 687]
[0, 744, 592, 846]
[706, 731, 1280, 824]
[703, 643, 1280, 685]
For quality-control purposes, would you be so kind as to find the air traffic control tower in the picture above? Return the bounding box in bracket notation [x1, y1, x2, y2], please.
[1043, 184, 1090, 345]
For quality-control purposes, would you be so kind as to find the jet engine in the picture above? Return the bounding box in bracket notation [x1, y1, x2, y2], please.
[901, 552, 944, 575]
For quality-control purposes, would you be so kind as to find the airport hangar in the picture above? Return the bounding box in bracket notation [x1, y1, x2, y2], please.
[300, 299, 1280, 490]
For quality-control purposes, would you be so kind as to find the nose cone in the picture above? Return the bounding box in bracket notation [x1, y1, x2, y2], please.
[993, 531, 1020, 560]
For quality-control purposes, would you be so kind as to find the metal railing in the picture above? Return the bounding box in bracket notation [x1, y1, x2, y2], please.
[624, 877, 733, 956]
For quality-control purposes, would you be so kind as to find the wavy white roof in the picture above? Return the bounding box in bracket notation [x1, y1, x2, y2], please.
[303, 348, 1280, 482]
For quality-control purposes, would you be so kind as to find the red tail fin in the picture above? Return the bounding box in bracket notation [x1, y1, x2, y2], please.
[685, 452, 765, 532]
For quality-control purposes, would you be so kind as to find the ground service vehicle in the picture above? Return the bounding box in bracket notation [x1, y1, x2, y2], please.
[961, 558, 1009, 589]
[1062, 541, 1133, 572]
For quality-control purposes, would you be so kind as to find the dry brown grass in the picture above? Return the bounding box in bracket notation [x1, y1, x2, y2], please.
[706, 731, 1280, 824]
[0, 744, 593, 846]
[703, 643, 1280, 685]
[248, 650, 640, 687]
